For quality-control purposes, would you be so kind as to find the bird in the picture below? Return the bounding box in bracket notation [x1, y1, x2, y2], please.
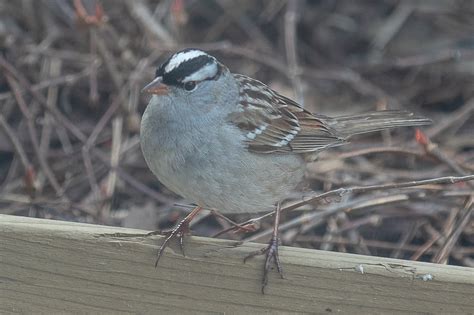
[140, 48, 431, 293]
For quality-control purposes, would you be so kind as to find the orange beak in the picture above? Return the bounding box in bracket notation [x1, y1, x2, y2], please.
[142, 77, 169, 95]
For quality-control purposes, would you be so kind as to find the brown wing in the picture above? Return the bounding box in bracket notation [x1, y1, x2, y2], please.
[228, 74, 345, 153]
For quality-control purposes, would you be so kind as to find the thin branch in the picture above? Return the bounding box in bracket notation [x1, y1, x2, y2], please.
[284, 0, 304, 104]
[238, 175, 474, 242]
[125, 0, 175, 44]
[333, 146, 424, 160]
[4, 74, 64, 196]
[0, 114, 32, 172]
[284, 175, 474, 213]
[0, 67, 92, 102]
[426, 98, 474, 138]
[101, 116, 123, 222]
[0, 55, 87, 143]
[433, 196, 474, 264]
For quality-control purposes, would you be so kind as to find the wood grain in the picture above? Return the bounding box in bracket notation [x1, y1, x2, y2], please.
[1, 214, 473, 314]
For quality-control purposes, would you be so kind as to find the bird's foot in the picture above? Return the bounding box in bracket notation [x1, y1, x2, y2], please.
[244, 234, 284, 294]
[147, 206, 202, 267]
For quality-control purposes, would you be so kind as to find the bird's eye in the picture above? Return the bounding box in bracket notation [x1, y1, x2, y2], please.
[184, 81, 197, 91]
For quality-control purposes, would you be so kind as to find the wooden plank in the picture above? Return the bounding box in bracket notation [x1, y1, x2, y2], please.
[0, 214, 473, 314]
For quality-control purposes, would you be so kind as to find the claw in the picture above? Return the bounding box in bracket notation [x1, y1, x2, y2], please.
[148, 206, 202, 266]
[244, 235, 284, 294]
[153, 224, 187, 267]
[243, 203, 284, 294]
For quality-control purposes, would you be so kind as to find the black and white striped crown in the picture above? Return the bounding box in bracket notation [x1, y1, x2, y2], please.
[156, 49, 223, 85]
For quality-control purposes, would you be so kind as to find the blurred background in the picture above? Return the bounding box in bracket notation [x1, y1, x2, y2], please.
[0, 0, 472, 266]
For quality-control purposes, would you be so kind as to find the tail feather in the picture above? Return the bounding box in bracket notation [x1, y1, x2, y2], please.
[328, 110, 432, 138]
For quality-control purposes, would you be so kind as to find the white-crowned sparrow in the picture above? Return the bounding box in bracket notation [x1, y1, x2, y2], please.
[141, 48, 430, 213]
[140, 48, 431, 292]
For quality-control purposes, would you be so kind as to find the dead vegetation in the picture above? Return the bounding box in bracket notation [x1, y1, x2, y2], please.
[0, 0, 473, 267]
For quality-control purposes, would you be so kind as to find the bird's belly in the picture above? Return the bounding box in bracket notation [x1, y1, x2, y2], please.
[144, 137, 305, 214]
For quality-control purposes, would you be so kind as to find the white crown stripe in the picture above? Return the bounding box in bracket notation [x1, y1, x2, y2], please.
[181, 62, 218, 83]
[164, 50, 209, 73]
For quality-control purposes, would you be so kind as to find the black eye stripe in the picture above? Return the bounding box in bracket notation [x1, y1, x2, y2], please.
[155, 66, 163, 79]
